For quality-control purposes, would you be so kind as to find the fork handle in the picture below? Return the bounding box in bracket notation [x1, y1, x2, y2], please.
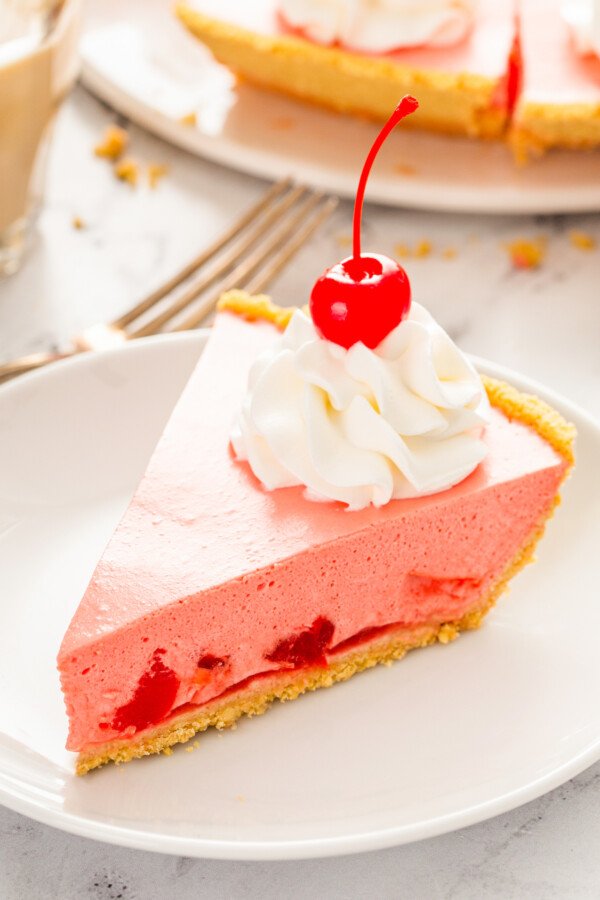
[0, 349, 75, 383]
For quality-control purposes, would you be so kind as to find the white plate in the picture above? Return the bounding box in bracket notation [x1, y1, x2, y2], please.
[0, 333, 599, 860]
[80, 0, 600, 215]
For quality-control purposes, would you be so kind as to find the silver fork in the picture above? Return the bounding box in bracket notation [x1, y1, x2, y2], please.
[0, 179, 338, 383]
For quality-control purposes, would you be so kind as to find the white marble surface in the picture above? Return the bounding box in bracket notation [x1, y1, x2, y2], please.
[1, 86, 600, 899]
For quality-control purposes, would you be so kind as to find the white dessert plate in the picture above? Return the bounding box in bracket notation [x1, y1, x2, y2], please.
[0, 333, 599, 861]
[80, 0, 600, 215]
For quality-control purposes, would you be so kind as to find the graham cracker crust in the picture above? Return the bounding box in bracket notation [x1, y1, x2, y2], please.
[175, 4, 505, 140]
[76, 294, 575, 774]
[510, 102, 600, 161]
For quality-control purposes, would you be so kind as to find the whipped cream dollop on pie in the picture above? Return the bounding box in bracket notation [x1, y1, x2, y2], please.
[231, 302, 490, 510]
[279, 0, 477, 52]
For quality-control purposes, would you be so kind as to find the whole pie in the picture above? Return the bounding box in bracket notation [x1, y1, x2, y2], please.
[176, 0, 600, 157]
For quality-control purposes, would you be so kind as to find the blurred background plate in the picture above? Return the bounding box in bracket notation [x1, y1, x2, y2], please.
[80, 0, 600, 215]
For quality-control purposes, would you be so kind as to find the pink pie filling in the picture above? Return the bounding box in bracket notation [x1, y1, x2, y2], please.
[58, 312, 567, 753]
[519, 0, 600, 105]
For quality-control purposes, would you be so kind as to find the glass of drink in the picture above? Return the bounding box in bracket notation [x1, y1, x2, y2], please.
[0, 0, 80, 275]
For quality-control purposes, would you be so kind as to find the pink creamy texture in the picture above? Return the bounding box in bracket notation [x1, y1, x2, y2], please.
[58, 313, 567, 753]
[520, 0, 600, 103]
[187, 0, 515, 79]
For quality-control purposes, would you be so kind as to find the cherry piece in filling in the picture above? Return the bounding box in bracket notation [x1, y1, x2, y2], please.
[197, 653, 228, 670]
[310, 95, 418, 350]
[111, 649, 180, 733]
[265, 616, 335, 668]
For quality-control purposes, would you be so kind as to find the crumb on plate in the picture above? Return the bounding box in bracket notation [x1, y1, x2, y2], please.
[72, 216, 86, 230]
[94, 125, 128, 161]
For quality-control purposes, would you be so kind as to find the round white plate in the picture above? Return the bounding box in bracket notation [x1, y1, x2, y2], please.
[80, 0, 600, 215]
[0, 334, 599, 860]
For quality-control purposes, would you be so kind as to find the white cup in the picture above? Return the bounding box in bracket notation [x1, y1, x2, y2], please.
[0, 0, 81, 276]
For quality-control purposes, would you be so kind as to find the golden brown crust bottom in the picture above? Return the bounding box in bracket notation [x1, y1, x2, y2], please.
[175, 4, 506, 139]
[510, 102, 600, 160]
[77, 294, 575, 774]
[76, 620, 465, 773]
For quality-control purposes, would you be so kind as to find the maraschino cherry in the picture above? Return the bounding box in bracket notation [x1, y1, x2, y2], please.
[310, 95, 419, 349]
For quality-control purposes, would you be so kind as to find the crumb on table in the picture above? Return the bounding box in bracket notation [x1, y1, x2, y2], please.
[148, 163, 168, 189]
[336, 233, 352, 248]
[395, 240, 433, 259]
[442, 247, 457, 260]
[114, 158, 139, 187]
[505, 237, 547, 270]
[414, 240, 432, 258]
[94, 125, 128, 161]
[569, 230, 596, 251]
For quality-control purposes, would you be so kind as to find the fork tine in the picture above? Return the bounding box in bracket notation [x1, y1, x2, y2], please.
[128, 183, 310, 339]
[0, 350, 69, 382]
[244, 196, 338, 295]
[172, 193, 335, 332]
[0, 181, 339, 385]
[113, 177, 293, 329]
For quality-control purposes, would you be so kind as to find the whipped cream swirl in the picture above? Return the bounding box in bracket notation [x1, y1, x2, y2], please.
[561, 1, 600, 57]
[231, 303, 490, 510]
[279, 0, 477, 53]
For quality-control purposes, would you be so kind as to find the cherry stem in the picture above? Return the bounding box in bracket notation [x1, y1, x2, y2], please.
[352, 95, 419, 262]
